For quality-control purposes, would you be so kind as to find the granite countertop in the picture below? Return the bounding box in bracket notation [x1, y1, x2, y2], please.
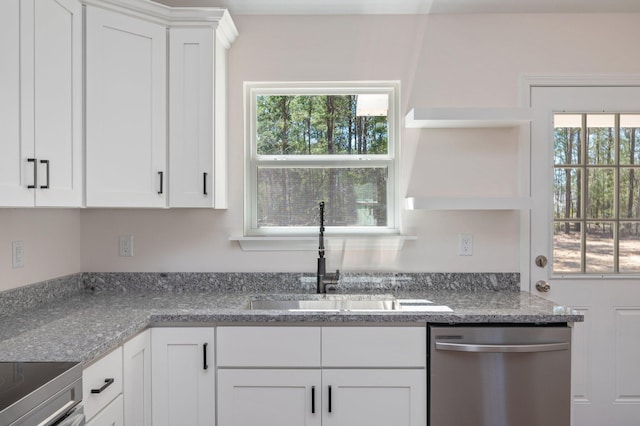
[0, 287, 582, 364]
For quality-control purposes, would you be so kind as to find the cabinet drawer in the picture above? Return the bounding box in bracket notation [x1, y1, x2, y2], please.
[83, 346, 123, 421]
[217, 327, 321, 367]
[322, 326, 426, 367]
[86, 394, 124, 426]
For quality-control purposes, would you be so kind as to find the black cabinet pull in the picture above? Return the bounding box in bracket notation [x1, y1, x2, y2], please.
[91, 378, 114, 394]
[328, 385, 332, 413]
[203, 343, 208, 370]
[40, 160, 49, 189]
[203, 172, 208, 195]
[158, 171, 164, 194]
[27, 158, 37, 189]
[311, 386, 315, 414]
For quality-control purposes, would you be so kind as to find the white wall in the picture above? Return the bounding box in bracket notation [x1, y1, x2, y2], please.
[4, 12, 640, 289]
[0, 209, 81, 291]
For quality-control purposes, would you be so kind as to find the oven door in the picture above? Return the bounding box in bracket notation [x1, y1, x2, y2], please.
[52, 403, 84, 426]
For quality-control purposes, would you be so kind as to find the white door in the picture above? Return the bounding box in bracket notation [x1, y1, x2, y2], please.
[123, 330, 151, 426]
[530, 85, 640, 425]
[0, 0, 81, 207]
[33, 0, 82, 207]
[0, 0, 30, 206]
[322, 369, 426, 426]
[217, 369, 322, 426]
[168, 27, 214, 208]
[151, 328, 215, 426]
[85, 6, 167, 207]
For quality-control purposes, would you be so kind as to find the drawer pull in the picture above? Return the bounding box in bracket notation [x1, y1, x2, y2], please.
[91, 378, 114, 394]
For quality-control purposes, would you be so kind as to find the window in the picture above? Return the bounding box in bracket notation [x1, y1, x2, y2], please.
[553, 113, 640, 274]
[244, 82, 399, 236]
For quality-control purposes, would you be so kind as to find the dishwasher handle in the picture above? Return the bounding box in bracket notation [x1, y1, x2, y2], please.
[435, 341, 569, 353]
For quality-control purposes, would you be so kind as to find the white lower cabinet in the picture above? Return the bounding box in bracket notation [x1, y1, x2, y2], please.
[216, 326, 427, 426]
[123, 329, 151, 426]
[151, 327, 215, 426]
[218, 369, 322, 426]
[217, 368, 425, 426]
[322, 369, 425, 426]
[83, 347, 124, 426]
[86, 394, 124, 426]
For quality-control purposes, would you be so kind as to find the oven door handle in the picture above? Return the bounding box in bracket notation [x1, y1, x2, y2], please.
[36, 400, 77, 426]
[435, 341, 569, 353]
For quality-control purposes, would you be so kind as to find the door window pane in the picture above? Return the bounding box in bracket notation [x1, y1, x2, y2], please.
[619, 222, 640, 273]
[619, 114, 640, 165]
[585, 222, 614, 273]
[586, 168, 615, 219]
[587, 114, 615, 165]
[553, 222, 582, 273]
[554, 114, 581, 165]
[619, 168, 640, 219]
[554, 168, 581, 219]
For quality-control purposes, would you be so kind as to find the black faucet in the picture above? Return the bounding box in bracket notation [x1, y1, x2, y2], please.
[317, 201, 340, 293]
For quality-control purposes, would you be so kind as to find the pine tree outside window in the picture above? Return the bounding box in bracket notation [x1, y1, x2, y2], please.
[244, 82, 400, 236]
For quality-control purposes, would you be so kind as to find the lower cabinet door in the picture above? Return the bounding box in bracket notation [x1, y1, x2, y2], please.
[217, 369, 322, 426]
[123, 330, 151, 426]
[151, 328, 215, 426]
[322, 369, 426, 426]
[86, 394, 124, 426]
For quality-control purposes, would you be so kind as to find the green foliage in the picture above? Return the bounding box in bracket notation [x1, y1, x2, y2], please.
[256, 95, 388, 156]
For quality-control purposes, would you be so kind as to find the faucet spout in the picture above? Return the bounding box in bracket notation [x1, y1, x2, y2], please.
[317, 201, 339, 293]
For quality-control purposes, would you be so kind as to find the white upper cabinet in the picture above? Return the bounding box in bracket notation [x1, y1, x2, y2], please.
[168, 15, 236, 208]
[84, 1, 237, 208]
[85, 6, 168, 207]
[0, 0, 82, 207]
[169, 28, 215, 207]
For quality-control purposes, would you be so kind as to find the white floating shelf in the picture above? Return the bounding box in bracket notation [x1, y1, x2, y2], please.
[405, 197, 531, 211]
[405, 107, 532, 129]
[230, 235, 417, 251]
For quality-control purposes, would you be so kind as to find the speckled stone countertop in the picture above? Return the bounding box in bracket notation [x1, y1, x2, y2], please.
[0, 274, 582, 364]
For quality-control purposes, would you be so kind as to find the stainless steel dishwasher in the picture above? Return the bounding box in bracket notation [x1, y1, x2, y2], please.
[429, 325, 571, 426]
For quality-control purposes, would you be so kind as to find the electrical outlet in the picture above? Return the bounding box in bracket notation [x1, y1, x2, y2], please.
[119, 235, 134, 257]
[12, 241, 24, 268]
[458, 234, 473, 256]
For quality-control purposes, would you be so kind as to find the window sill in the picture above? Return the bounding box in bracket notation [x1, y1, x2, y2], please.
[230, 235, 417, 252]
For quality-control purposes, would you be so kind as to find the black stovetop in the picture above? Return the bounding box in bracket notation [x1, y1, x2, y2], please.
[0, 362, 79, 412]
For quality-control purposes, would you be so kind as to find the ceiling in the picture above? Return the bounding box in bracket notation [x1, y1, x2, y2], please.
[157, 0, 640, 15]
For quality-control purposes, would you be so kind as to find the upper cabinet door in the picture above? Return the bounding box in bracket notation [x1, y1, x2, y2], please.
[85, 6, 167, 207]
[0, 0, 30, 206]
[0, 0, 82, 208]
[169, 27, 214, 208]
[33, 0, 83, 207]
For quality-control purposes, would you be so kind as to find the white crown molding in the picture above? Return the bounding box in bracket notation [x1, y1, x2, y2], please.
[81, 0, 238, 45]
[519, 74, 640, 107]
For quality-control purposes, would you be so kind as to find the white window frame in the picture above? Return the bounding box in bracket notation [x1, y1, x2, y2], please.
[243, 81, 401, 237]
